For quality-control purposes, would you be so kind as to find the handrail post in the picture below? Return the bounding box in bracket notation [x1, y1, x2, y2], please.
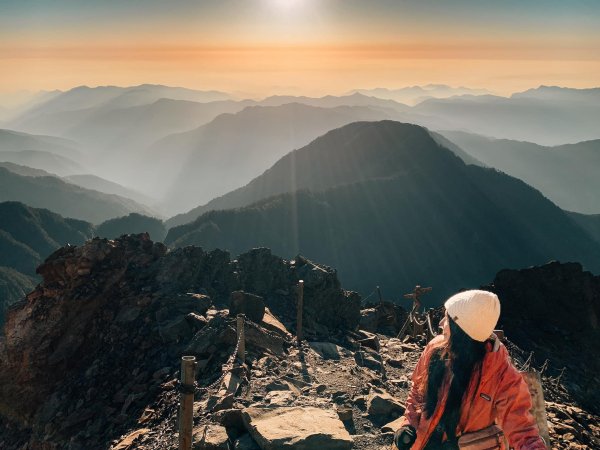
[179, 356, 196, 450]
[237, 313, 245, 363]
[297, 280, 304, 346]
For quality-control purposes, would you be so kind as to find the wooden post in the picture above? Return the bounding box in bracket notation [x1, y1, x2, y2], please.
[178, 356, 196, 450]
[522, 371, 551, 449]
[297, 280, 304, 346]
[236, 314, 245, 363]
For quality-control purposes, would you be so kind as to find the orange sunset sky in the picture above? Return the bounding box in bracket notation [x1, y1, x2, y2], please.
[1, 0, 599, 97]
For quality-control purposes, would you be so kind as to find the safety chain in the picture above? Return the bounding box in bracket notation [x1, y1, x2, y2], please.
[426, 312, 438, 337]
[504, 339, 567, 386]
[179, 315, 294, 396]
[539, 359, 550, 376]
[361, 289, 378, 304]
[177, 323, 244, 396]
[521, 351, 535, 372]
[244, 316, 294, 344]
[411, 313, 427, 327]
[554, 367, 566, 387]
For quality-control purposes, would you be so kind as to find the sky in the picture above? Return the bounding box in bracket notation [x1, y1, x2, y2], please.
[0, 0, 599, 97]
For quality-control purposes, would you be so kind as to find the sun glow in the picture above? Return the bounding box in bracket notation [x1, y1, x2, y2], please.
[269, 0, 305, 10]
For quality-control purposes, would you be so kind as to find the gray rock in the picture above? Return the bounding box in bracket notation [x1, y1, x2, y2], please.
[309, 342, 347, 360]
[235, 433, 261, 450]
[215, 408, 245, 433]
[386, 357, 403, 368]
[158, 316, 192, 343]
[367, 391, 405, 419]
[241, 406, 352, 450]
[359, 308, 379, 333]
[230, 291, 266, 323]
[336, 406, 353, 422]
[192, 424, 229, 449]
[354, 350, 383, 372]
[266, 380, 290, 392]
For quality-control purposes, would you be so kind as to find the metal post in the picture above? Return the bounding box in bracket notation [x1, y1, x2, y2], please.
[522, 371, 551, 449]
[376, 285, 383, 306]
[297, 280, 304, 346]
[236, 314, 245, 363]
[179, 356, 196, 450]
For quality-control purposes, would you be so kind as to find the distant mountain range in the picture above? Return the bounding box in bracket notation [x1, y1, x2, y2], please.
[412, 87, 600, 145]
[9, 84, 230, 130]
[165, 121, 600, 298]
[150, 103, 402, 215]
[0, 167, 156, 224]
[0, 202, 93, 275]
[0, 201, 169, 323]
[0, 128, 83, 161]
[0, 266, 35, 325]
[350, 85, 492, 105]
[568, 212, 600, 245]
[96, 213, 166, 242]
[439, 131, 600, 214]
[63, 174, 155, 210]
[0, 201, 92, 325]
[1, 84, 599, 219]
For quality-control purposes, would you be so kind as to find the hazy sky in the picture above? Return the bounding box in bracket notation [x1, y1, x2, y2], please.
[1, 0, 599, 96]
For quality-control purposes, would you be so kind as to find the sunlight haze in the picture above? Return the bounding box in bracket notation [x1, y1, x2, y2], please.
[1, 0, 599, 96]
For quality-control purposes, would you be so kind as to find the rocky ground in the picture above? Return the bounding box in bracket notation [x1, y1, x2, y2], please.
[0, 234, 598, 449]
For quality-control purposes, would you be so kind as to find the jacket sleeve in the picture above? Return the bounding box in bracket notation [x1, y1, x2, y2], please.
[397, 341, 434, 429]
[493, 351, 547, 450]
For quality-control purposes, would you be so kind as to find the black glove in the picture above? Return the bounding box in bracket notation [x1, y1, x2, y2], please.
[394, 425, 417, 449]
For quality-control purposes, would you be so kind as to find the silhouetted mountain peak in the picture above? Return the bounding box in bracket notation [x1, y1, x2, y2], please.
[166, 120, 466, 227]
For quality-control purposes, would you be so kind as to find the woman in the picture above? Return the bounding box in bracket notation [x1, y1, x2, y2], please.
[394, 290, 546, 450]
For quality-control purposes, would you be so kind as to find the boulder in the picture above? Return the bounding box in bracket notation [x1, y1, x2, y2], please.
[381, 416, 405, 433]
[113, 428, 151, 450]
[230, 291, 266, 323]
[367, 391, 405, 419]
[357, 331, 380, 352]
[241, 406, 353, 450]
[355, 350, 383, 372]
[261, 308, 291, 339]
[215, 408, 245, 433]
[235, 433, 261, 450]
[309, 342, 348, 360]
[359, 308, 379, 333]
[193, 424, 229, 449]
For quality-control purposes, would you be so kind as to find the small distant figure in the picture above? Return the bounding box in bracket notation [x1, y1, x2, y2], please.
[403, 285, 432, 314]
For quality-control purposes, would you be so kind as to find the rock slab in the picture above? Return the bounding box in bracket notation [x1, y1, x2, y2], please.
[230, 291, 266, 323]
[192, 424, 229, 449]
[241, 406, 353, 450]
[367, 391, 405, 418]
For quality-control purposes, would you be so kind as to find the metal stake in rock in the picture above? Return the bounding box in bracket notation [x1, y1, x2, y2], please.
[297, 280, 304, 346]
[403, 285, 432, 314]
[179, 356, 197, 450]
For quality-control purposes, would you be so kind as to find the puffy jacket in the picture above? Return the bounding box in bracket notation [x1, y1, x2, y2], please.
[396, 335, 546, 450]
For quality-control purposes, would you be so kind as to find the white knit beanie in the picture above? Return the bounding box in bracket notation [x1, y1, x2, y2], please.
[444, 290, 500, 342]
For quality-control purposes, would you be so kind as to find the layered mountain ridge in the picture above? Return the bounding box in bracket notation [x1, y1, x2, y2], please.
[166, 121, 600, 299]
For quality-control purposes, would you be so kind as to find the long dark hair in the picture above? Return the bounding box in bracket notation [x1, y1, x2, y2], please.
[424, 317, 487, 440]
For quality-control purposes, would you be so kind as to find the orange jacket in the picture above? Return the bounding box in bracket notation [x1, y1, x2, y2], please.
[397, 335, 546, 450]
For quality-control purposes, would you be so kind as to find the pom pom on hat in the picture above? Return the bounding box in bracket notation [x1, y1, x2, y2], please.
[444, 290, 500, 342]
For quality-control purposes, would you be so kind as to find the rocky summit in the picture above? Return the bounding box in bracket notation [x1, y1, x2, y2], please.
[0, 234, 598, 449]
